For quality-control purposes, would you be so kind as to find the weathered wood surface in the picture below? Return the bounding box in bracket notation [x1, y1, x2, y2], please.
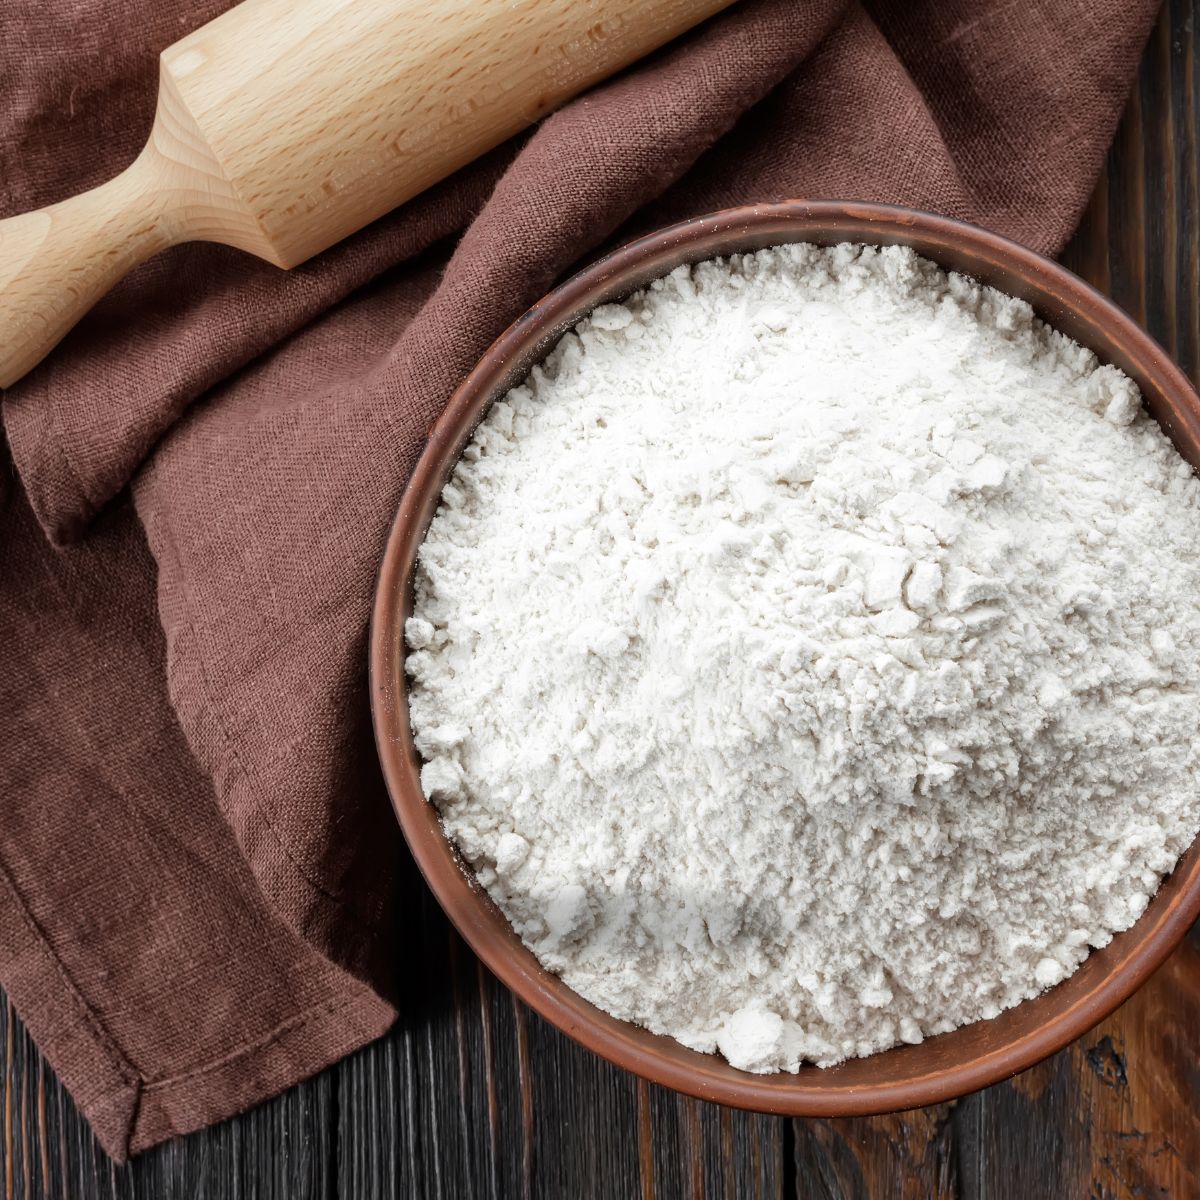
[3, 1, 1198, 1195]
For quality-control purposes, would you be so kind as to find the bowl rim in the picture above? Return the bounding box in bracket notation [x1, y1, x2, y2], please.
[369, 200, 1200, 1115]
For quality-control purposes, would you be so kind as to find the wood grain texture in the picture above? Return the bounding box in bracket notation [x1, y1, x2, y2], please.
[0, 0, 736, 388]
[0, 74, 254, 388]
[1, 0, 1198, 1195]
[164, 0, 738, 264]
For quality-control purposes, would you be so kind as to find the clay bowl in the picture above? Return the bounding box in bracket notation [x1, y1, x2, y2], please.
[370, 201, 1200, 1114]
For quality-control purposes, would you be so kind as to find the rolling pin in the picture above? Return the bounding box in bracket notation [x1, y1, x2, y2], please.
[0, 0, 735, 388]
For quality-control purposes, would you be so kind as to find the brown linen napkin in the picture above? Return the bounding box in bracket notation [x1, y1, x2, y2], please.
[0, 0, 1158, 1160]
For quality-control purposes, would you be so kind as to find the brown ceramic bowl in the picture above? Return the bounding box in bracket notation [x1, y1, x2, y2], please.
[370, 201, 1200, 1115]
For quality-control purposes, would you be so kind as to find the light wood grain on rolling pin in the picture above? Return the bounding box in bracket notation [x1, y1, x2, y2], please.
[161, 0, 736, 264]
[0, 0, 735, 388]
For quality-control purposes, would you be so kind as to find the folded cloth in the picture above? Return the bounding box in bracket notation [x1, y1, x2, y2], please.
[0, 0, 1158, 1160]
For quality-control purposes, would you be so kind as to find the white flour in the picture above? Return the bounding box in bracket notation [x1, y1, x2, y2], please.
[406, 244, 1200, 1072]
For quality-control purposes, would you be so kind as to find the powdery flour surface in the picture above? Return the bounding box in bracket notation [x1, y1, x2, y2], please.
[406, 244, 1200, 1072]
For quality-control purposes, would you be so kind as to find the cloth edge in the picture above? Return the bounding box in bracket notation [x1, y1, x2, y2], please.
[0, 854, 396, 1161]
[0, 862, 139, 1161]
[129, 988, 395, 1156]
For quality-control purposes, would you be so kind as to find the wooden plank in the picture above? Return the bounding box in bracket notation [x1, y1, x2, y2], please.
[335, 874, 529, 1200]
[791, 1107, 959, 1200]
[3, 996, 117, 1200]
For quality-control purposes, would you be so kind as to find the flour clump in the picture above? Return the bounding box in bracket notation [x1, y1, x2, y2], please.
[406, 243, 1200, 1071]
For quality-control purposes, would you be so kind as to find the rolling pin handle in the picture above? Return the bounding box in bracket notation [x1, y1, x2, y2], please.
[0, 149, 174, 389]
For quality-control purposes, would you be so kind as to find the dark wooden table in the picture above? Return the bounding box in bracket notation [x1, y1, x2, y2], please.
[4, 4, 1200, 1196]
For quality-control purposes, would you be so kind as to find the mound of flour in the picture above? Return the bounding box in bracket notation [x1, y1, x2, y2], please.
[406, 243, 1200, 1071]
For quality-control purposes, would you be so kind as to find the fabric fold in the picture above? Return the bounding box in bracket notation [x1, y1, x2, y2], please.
[0, 462, 396, 1160]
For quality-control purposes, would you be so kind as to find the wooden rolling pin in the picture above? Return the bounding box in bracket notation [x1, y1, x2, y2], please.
[0, 0, 735, 388]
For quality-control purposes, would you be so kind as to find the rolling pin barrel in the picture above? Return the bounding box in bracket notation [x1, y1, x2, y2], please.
[0, 0, 735, 388]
